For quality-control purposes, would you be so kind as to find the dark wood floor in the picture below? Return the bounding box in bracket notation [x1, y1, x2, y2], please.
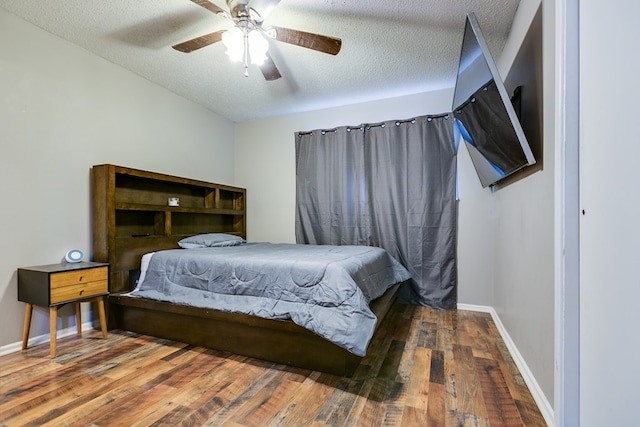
[0, 303, 546, 426]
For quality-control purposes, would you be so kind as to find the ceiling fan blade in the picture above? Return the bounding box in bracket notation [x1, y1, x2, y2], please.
[247, 0, 281, 20]
[259, 52, 282, 81]
[190, 0, 227, 15]
[271, 26, 342, 55]
[172, 30, 225, 53]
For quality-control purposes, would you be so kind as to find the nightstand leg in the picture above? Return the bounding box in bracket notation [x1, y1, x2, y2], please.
[22, 303, 33, 351]
[50, 306, 57, 358]
[75, 302, 82, 336]
[97, 297, 107, 339]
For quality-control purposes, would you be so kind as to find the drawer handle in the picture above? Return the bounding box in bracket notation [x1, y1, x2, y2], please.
[79, 275, 84, 282]
[79, 290, 84, 295]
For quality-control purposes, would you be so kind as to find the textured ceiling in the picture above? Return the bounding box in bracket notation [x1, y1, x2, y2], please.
[0, 0, 520, 122]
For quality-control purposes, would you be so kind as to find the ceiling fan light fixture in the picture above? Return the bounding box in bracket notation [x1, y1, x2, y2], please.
[222, 26, 244, 62]
[222, 25, 268, 69]
[248, 30, 268, 65]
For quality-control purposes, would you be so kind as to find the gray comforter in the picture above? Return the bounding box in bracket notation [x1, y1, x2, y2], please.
[128, 243, 411, 356]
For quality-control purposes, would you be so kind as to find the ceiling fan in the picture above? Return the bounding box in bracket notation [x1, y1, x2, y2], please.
[172, 0, 342, 80]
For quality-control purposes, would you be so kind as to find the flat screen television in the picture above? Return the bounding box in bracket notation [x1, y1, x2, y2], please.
[452, 13, 536, 188]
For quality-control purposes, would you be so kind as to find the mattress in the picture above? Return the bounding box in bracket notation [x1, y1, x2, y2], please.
[127, 242, 411, 356]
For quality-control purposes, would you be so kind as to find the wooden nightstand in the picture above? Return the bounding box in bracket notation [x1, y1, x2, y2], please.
[18, 262, 109, 358]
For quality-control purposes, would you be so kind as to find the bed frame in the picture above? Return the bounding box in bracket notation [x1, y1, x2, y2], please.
[91, 164, 400, 376]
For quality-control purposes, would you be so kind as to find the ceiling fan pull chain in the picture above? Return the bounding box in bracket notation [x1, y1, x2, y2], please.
[243, 29, 249, 77]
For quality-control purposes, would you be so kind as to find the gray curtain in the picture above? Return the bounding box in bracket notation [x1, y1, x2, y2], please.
[295, 115, 458, 310]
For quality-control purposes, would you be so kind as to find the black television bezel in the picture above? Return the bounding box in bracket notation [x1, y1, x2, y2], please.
[452, 12, 536, 189]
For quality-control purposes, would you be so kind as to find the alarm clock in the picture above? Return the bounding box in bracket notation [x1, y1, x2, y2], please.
[64, 249, 84, 263]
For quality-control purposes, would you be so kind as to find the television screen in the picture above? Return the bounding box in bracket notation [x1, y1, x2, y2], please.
[452, 13, 536, 188]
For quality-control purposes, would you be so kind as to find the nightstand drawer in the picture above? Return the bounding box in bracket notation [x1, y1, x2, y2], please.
[50, 280, 108, 304]
[50, 267, 108, 289]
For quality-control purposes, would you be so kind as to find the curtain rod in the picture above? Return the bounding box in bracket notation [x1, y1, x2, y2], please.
[297, 113, 451, 137]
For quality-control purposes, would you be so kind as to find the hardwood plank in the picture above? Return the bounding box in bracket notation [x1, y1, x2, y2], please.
[475, 356, 524, 426]
[0, 362, 88, 409]
[37, 365, 174, 426]
[457, 311, 495, 360]
[37, 379, 141, 427]
[452, 344, 487, 418]
[430, 349, 445, 385]
[38, 342, 194, 426]
[264, 372, 342, 427]
[231, 373, 307, 426]
[86, 339, 190, 379]
[395, 311, 420, 382]
[343, 378, 388, 426]
[0, 359, 61, 390]
[417, 319, 439, 349]
[426, 382, 446, 427]
[89, 384, 177, 427]
[314, 328, 393, 426]
[168, 354, 251, 409]
[312, 375, 365, 426]
[515, 397, 548, 427]
[486, 319, 546, 424]
[404, 347, 432, 409]
[122, 351, 238, 426]
[344, 339, 407, 426]
[141, 349, 227, 390]
[391, 303, 414, 341]
[173, 359, 276, 424]
[200, 368, 284, 425]
[148, 355, 254, 425]
[446, 411, 491, 427]
[143, 404, 192, 427]
[1, 371, 101, 425]
[401, 405, 429, 427]
[441, 328, 458, 417]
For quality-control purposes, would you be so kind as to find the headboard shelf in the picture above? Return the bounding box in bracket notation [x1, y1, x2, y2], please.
[115, 202, 242, 216]
[92, 164, 246, 294]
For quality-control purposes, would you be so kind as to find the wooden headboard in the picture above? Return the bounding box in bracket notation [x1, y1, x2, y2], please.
[91, 164, 246, 294]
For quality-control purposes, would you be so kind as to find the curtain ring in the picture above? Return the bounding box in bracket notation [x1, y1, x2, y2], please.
[427, 117, 432, 122]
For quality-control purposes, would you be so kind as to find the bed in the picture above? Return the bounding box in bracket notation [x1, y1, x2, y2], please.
[92, 164, 410, 376]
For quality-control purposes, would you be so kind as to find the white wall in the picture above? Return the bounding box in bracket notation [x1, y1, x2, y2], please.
[482, 0, 556, 406]
[579, 2, 640, 425]
[0, 9, 234, 348]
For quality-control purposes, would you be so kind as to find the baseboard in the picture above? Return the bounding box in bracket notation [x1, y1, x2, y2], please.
[458, 303, 555, 427]
[0, 320, 98, 357]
